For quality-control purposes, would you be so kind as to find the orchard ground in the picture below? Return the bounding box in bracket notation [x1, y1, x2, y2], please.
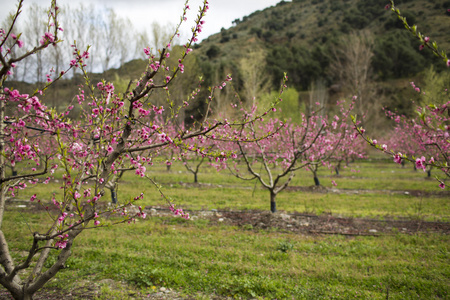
[1, 156, 449, 299]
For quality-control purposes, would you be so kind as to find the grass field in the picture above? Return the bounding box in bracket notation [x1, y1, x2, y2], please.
[2, 158, 449, 299]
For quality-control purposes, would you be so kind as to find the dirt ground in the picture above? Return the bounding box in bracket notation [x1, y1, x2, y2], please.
[153, 205, 450, 236]
[210, 209, 450, 235]
[155, 183, 450, 236]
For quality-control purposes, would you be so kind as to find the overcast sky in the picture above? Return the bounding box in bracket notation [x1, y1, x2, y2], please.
[0, 0, 287, 40]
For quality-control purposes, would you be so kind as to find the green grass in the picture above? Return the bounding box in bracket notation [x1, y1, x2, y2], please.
[3, 212, 449, 299]
[11, 159, 449, 221]
[141, 160, 443, 191]
[3, 159, 449, 299]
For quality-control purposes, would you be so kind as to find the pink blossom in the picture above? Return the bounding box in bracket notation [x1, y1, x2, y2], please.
[393, 153, 402, 164]
[439, 183, 445, 189]
[58, 212, 68, 224]
[55, 240, 67, 249]
[153, 105, 164, 114]
[55, 234, 69, 249]
[415, 156, 426, 172]
[84, 189, 91, 198]
[150, 63, 159, 71]
[40, 32, 55, 45]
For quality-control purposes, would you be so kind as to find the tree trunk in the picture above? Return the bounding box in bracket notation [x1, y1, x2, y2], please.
[313, 169, 320, 186]
[193, 172, 198, 183]
[10, 291, 33, 300]
[110, 189, 117, 204]
[336, 161, 341, 175]
[314, 176, 320, 186]
[270, 191, 277, 213]
[22, 293, 33, 300]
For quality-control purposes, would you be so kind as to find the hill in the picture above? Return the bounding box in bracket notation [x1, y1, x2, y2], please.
[190, 0, 450, 119]
[196, 0, 449, 83]
[5, 0, 450, 126]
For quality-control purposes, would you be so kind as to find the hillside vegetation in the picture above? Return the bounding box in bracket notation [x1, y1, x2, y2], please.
[197, 0, 449, 85]
[193, 0, 450, 122]
[5, 0, 450, 129]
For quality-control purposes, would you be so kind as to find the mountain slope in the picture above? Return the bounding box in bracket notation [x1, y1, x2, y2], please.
[193, 0, 450, 93]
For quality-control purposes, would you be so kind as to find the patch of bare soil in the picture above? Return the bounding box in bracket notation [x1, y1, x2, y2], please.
[0, 281, 231, 300]
[144, 203, 450, 236]
[204, 210, 450, 235]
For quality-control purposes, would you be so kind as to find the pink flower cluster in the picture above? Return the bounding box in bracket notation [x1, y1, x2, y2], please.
[40, 32, 55, 46]
[137, 206, 147, 219]
[415, 156, 427, 172]
[55, 234, 69, 249]
[169, 204, 189, 219]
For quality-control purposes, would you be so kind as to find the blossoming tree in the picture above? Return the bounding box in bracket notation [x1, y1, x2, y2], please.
[220, 96, 355, 213]
[355, 97, 449, 189]
[0, 1, 278, 299]
[302, 101, 365, 185]
[354, 0, 449, 189]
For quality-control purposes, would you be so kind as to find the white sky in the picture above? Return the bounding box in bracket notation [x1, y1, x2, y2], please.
[0, 0, 287, 40]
